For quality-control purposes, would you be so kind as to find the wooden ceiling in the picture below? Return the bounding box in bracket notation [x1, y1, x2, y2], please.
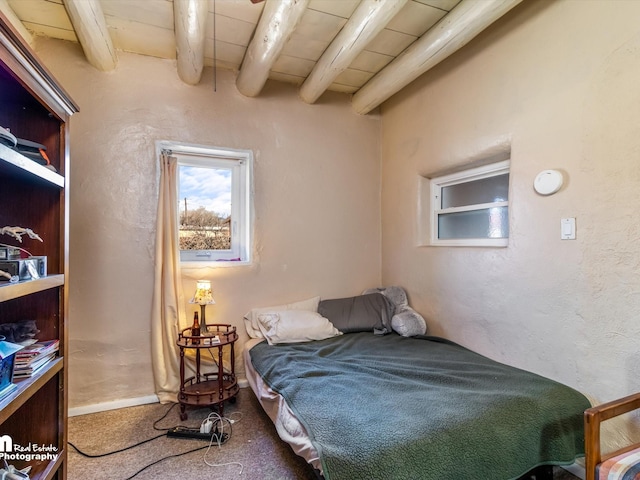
[2, 0, 523, 114]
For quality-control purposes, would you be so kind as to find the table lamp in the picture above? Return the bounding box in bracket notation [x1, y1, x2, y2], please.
[190, 280, 215, 333]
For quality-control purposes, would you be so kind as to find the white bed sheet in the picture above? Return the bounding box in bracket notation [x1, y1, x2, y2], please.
[243, 338, 322, 473]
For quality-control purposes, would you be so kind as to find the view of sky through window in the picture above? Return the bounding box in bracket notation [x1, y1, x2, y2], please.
[179, 165, 231, 217]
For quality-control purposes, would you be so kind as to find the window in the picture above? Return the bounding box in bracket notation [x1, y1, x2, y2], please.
[428, 160, 510, 247]
[159, 141, 252, 264]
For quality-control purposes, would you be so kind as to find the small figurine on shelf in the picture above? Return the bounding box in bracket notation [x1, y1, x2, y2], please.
[0, 226, 42, 243]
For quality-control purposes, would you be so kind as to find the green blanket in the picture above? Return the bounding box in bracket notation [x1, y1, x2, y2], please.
[250, 333, 590, 480]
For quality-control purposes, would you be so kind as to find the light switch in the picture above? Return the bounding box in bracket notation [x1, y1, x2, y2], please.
[561, 218, 576, 240]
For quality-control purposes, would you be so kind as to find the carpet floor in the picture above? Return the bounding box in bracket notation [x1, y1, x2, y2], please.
[68, 387, 583, 480]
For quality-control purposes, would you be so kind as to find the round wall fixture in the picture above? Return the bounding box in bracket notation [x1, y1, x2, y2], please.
[534, 170, 564, 195]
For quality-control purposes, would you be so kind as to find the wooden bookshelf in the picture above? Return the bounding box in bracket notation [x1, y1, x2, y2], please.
[0, 12, 78, 480]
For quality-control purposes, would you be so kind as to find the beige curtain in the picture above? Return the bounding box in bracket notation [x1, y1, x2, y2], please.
[151, 151, 187, 403]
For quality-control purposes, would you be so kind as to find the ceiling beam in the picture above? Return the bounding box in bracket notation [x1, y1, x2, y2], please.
[236, 0, 309, 97]
[299, 0, 408, 105]
[64, 0, 117, 72]
[352, 0, 523, 115]
[174, 0, 208, 85]
[0, 0, 33, 46]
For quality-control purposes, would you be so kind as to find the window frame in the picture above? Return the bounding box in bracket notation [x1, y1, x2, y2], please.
[429, 160, 510, 247]
[158, 140, 253, 266]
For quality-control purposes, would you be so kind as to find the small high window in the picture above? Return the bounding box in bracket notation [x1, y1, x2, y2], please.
[160, 141, 252, 264]
[428, 160, 510, 247]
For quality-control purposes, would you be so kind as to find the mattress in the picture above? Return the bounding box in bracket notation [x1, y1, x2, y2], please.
[243, 338, 322, 472]
[245, 333, 590, 480]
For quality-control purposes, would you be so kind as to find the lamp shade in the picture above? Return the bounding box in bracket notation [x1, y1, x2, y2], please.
[189, 280, 215, 305]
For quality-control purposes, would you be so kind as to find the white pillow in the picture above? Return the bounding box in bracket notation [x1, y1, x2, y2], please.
[243, 296, 320, 339]
[256, 310, 342, 345]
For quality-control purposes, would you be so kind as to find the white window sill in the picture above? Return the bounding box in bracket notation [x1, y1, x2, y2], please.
[181, 260, 252, 269]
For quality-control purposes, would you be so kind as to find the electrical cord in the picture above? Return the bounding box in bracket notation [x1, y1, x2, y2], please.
[70, 434, 208, 478]
[69, 403, 177, 458]
[204, 347, 234, 376]
[123, 444, 210, 480]
[201, 412, 243, 474]
[152, 402, 179, 431]
[69, 403, 244, 479]
[68, 433, 166, 458]
[227, 411, 243, 424]
[0, 242, 32, 257]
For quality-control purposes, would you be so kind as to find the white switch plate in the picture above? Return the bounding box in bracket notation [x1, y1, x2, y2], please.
[561, 218, 576, 240]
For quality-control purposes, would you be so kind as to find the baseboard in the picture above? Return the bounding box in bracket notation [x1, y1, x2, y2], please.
[68, 394, 160, 417]
[68, 377, 250, 417]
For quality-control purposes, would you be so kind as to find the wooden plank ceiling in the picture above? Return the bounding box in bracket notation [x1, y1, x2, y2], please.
[2, 0, 523, 114]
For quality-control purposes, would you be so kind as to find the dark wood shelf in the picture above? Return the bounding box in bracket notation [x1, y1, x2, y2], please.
[0, 357, 63, 425]
[35, 447, 65, 480]
[9, 440, 65, 480]
[0, 143, 64, 187]
[0, 274, 64, 302]
[0, 11, 77, 480]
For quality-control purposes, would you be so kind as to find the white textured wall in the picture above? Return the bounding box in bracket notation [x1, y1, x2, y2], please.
[380, 0, 640, 406]
[31, 0, 640, 418]
[35, 39, 381, 408]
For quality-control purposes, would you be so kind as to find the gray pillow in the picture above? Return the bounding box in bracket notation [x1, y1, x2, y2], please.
[391, 309, 427, 337]
[317, 293, 393, 334]
[362, 286, 427, 337]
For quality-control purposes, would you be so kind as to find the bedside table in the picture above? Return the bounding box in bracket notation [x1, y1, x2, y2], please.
[176, 324, 239, 420]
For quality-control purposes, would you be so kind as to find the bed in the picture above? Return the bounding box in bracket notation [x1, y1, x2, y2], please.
[242, 292, 590, 480]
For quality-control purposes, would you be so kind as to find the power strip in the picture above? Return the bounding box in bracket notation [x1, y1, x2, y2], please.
[166, 427, 228, 443]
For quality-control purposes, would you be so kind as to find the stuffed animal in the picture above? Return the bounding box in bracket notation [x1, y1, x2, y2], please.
[362, 286, 427, 337]
[0, 319, 40, 343]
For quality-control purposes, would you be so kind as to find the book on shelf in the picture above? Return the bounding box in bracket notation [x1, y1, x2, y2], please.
[13, 339, 59, 378]
[0, 339, 23, 394]
[15, 339, 58, 360]
[0, 382, 17, 402]
[13, 353, 56, 378]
